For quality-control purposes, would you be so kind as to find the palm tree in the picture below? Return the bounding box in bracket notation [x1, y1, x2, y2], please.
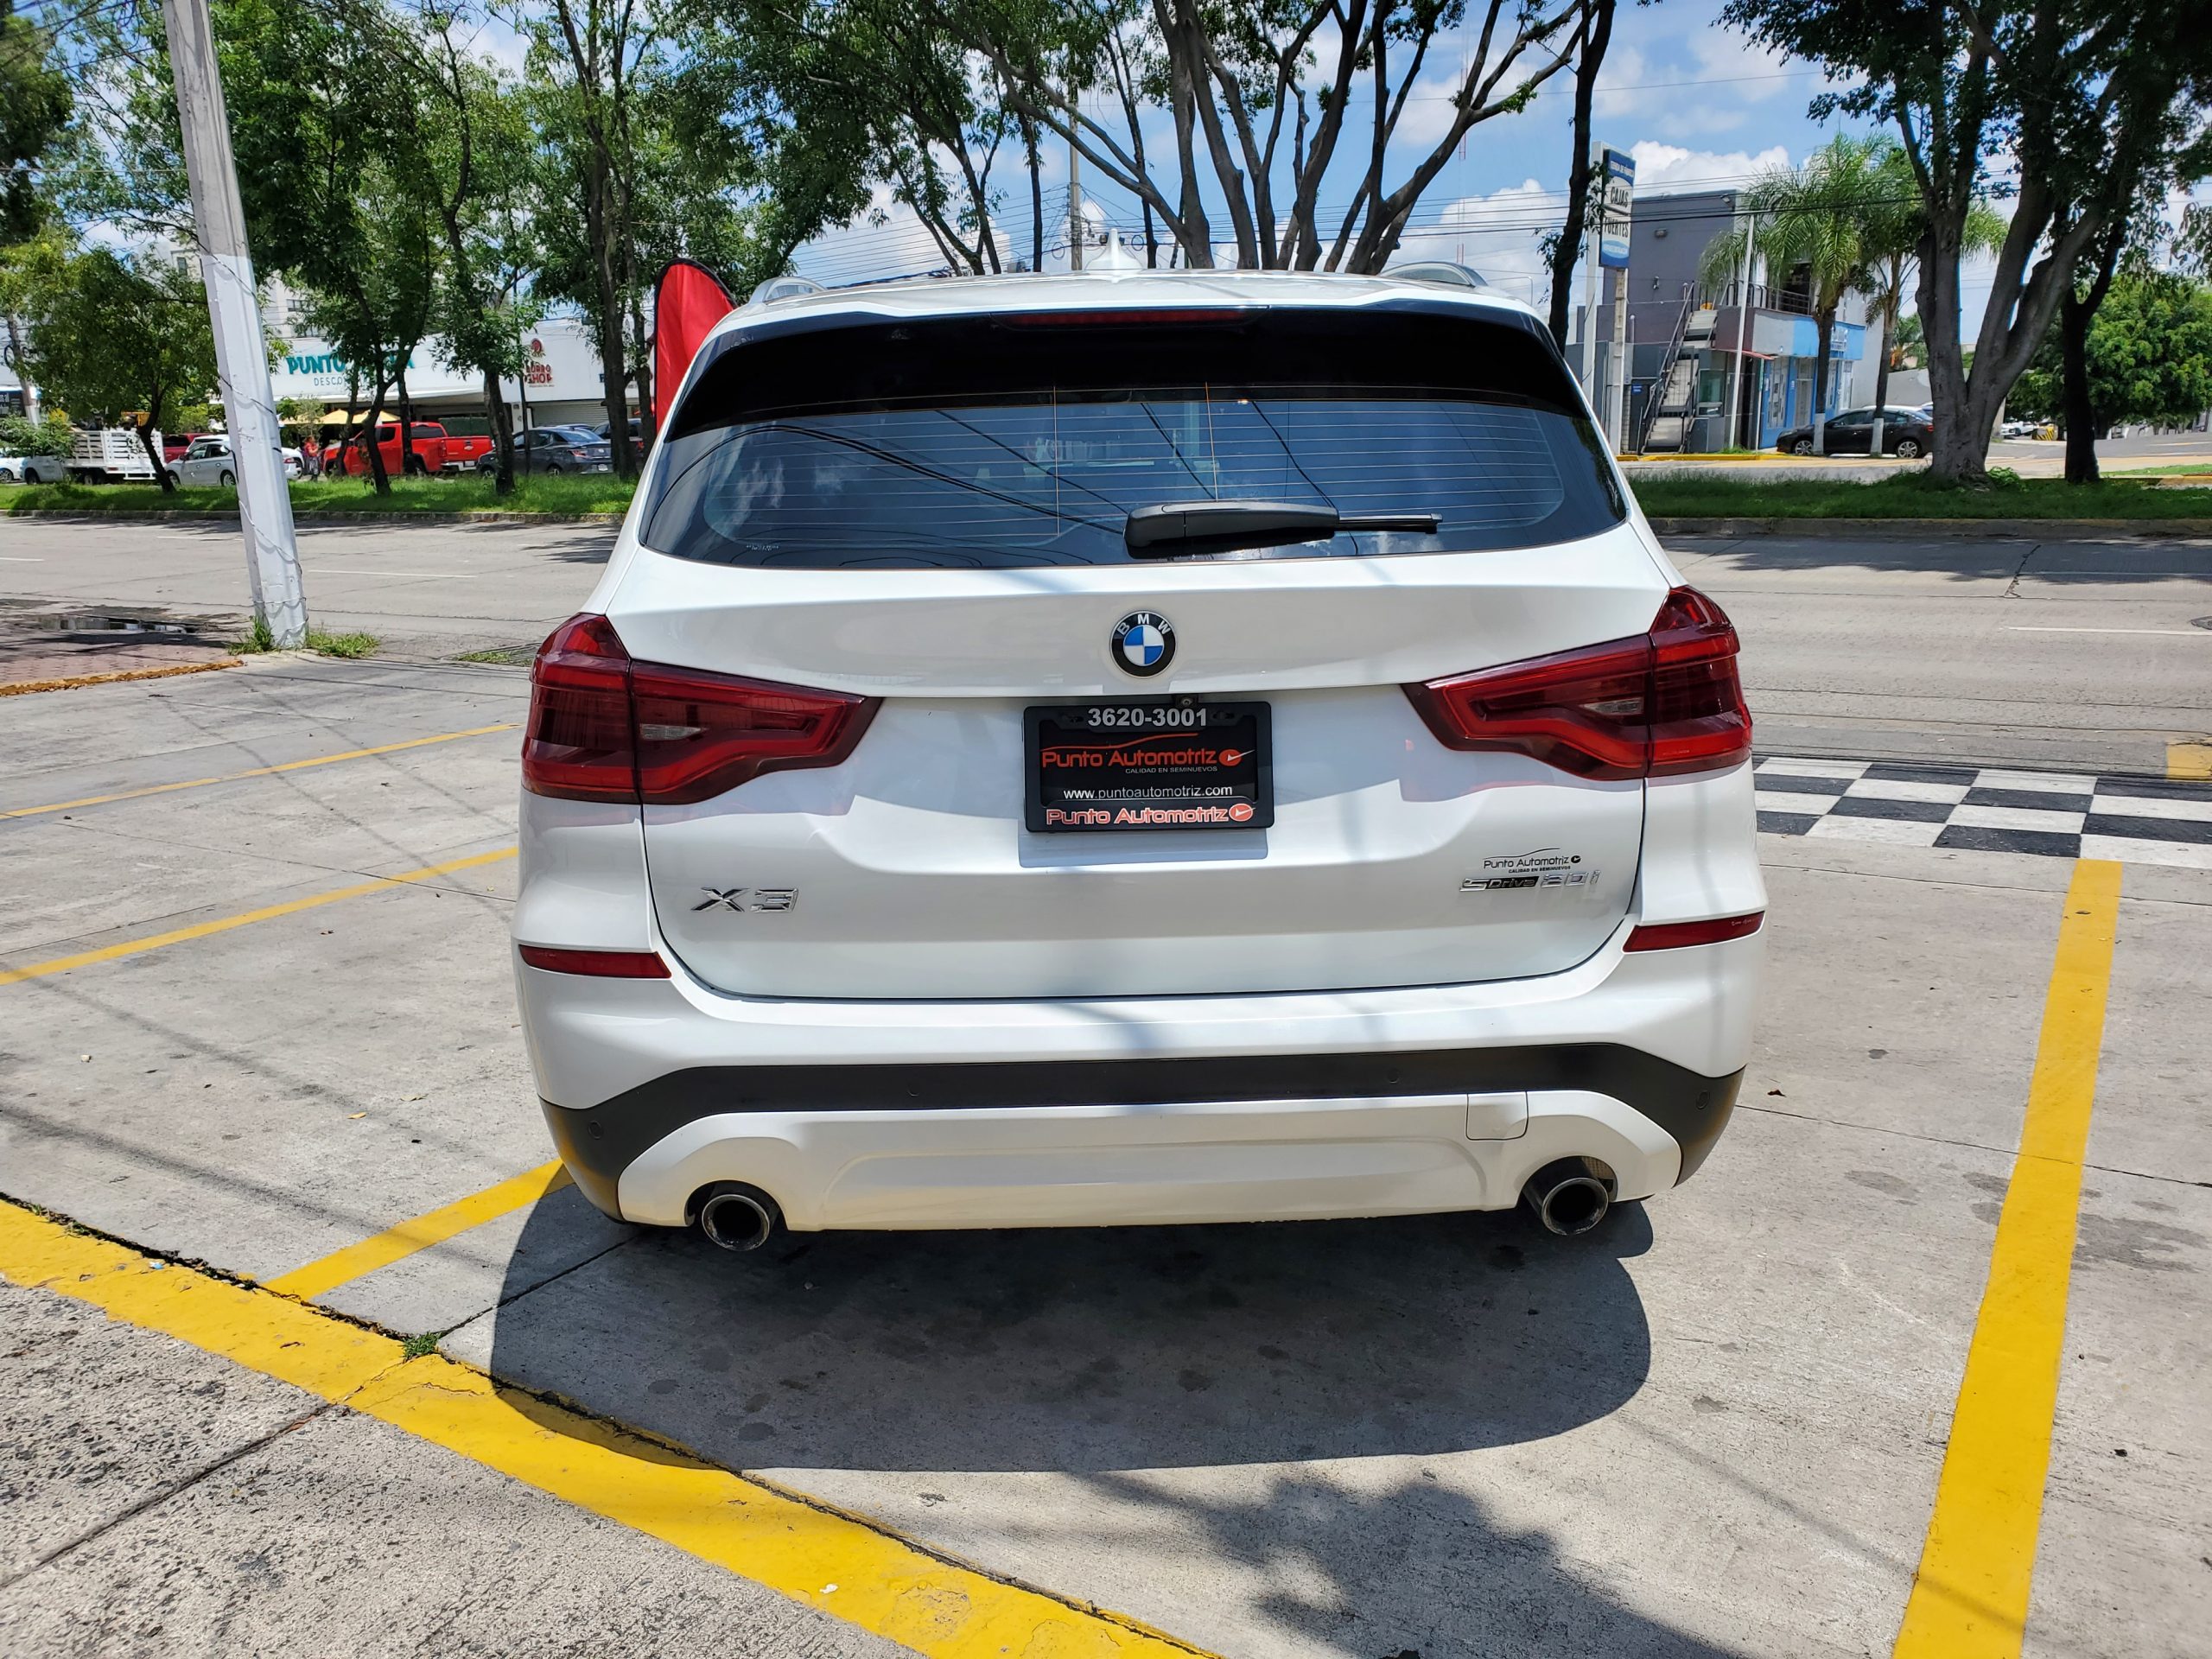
[1857, 145, 2005, 450]
[1701, 135, 1888, 452]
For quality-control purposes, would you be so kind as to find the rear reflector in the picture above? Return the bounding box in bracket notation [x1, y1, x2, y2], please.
[1623, 912, 1764, 952]
[522, 613, 879, 805]
[1403, 587, 1751, 780]
[518, 944, 672, 977]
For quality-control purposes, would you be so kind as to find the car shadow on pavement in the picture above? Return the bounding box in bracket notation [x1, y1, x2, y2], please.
[487, 1201, 1656, 1475]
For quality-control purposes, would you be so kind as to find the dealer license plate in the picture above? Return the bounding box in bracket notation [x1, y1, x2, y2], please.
[1024, 701, 1273, 832]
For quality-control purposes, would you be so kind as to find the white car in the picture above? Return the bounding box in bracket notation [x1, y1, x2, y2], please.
[165, 435, 301, 487]
[512, 272, 1765, 1249]
[0, 453, 67, 484]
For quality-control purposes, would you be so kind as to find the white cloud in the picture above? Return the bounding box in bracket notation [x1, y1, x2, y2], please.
[1389, 179, 1561, 308]
[1628, 141, 1792, 192]
[1590, 27, 1805, 138]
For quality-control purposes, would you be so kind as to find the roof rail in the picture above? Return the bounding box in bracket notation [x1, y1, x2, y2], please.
[747, 275, 827, 307]
[1383, 259, 1491, 290]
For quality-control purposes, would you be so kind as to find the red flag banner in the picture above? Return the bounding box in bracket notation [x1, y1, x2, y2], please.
[653, 260, 736, 435]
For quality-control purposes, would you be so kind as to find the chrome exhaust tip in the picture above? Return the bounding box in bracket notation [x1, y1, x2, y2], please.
[693, 1183, 780, 1251]
[1521, 1159, 1614, 1236]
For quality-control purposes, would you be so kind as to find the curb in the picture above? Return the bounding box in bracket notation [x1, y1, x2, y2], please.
[0, 657, 243, 697]
[1647, 516, 2212, 539]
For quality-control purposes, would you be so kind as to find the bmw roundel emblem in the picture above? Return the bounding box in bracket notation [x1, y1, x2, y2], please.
[1113, 611, 1175, 677]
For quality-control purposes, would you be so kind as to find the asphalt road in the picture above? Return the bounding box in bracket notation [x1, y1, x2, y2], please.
[1, 653, 2207, 1656]
[2, 515, 2206, 775]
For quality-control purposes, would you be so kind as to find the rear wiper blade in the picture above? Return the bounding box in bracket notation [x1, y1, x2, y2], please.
[1124, 499, 1440, 556]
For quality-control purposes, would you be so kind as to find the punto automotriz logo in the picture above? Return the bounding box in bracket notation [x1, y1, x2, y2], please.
[1113, 611, 1174, 677]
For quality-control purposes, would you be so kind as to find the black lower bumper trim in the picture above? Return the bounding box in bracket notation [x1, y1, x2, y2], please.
[541, 1046, 1742, 1219]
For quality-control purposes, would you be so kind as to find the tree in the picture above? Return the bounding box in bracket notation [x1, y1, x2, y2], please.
[1547, 0, 1618, 350]
[2012, 270, 2212, 444]
[391, 6, 545, 495]
[0, 410, 73, 455]
[1725, 0, 2212, 482]
[956, 0, 1582, 272]
[706, 0, 1009, 276]
[1, 0, 71, 245]
[1855, 143, 2002, 451]
[1699, 135, 1888, 453]
[518, 0, 657, 478]
[22, 245, 217, 488]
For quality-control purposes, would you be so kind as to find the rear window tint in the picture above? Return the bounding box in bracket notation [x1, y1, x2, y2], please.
[642, 307, 1624, 569]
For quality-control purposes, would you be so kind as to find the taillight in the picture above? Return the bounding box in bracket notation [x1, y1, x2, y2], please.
[524, 614, 635, 801]
[521, 613, 878, 805]
[1624, 912, 1764, 951]
[1403, 587, 1751, 779]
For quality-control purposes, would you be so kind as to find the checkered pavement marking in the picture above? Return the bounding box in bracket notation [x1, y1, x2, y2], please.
[1753, 757, 2212, 869]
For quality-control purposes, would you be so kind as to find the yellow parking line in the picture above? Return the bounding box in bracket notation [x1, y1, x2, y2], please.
[267, 1160, 575, 1300]
[2169, 741, 2212, 781]
[0, 1200, 1211, 1658]
[0, 721, 517, 820]
[1892, 859, 2122, 1657]
[0, 846, 518, 987]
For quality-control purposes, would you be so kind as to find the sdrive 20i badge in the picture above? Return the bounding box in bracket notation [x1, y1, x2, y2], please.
[1462, 847, 1599, 894]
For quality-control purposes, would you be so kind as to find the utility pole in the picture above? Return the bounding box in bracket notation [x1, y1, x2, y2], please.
[1727, 204, 1756, 450]
[164, 0, 307, 648]
[1578, 233, 1598, 409]
[1067, 82, 1084, 272]
[1609, 267, 1630, 452]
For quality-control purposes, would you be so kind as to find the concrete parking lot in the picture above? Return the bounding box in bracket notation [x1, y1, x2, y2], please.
[2, 516, 2209, 1656]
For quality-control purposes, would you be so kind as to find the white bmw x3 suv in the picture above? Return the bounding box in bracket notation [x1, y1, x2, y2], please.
[512, 270, 1764, 1248]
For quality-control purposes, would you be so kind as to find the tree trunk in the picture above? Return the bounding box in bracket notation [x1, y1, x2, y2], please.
[627, 290, 652, 471]
[482, 366, 515, 498]
[1916, 223, 1984, 482]
[1812, 309, 1834, 451]
[364, 377, 392, 496]
[584, 156, 634, 480]
[1024, 116, 1042, 271]
[2059, 219, 2126, 487]
[1871, 305, 1892, 452]
[3, 313, 33, 420]
[1548, 0, 1612, 351]
[139, 413, 174, 493]
[397, 369, 416, 479]
[2060, 287, 2099, 486]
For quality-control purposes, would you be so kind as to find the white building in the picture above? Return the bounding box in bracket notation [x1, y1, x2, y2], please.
[264, 308, 627, 433]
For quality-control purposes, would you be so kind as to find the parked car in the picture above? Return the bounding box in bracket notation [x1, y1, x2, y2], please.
[593, 416, 646, 454]
[478, 424, 613, 475]
[334, 420, 491, 477]
[162, 431, 208, 464]
[166, 434, 302, 487]
[1776, 405, 1934, 458]
[513, 273, 1764, 1251]
[0, 452, 67, 484]
[1999, 418, 2040, 440]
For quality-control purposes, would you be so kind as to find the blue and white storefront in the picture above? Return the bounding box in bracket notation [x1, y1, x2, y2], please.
[1742, 314, 1866, 445]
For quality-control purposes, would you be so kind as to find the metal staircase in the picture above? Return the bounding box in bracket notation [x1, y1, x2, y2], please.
[1637, 299, 1718, 454]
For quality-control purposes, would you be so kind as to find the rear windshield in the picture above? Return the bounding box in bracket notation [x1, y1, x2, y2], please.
[641, 307, 1624, 569]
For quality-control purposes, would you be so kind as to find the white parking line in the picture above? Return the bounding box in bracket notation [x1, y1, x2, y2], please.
[2005, 626, 2204, 636]
[312, 569, 480, 579]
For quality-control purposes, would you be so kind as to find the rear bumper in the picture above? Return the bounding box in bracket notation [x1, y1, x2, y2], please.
[521, 925, 1762, 1230]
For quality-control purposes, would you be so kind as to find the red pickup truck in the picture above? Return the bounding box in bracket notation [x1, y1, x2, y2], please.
[337, 422, 496, 477]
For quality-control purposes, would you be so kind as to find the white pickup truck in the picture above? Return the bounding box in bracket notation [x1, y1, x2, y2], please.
[68, 427, 162, 483]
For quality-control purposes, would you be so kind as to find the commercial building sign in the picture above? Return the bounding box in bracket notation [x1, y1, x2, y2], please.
[1598, 148, 1635, 270]
[266, 320, 604, 408]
